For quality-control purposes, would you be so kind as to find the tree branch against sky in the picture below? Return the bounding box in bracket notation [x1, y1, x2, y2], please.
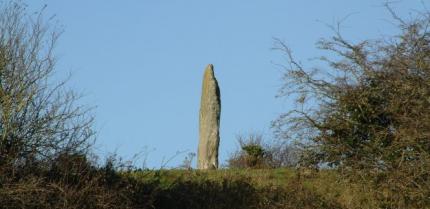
[273, 4, 430, 207]
[0, 1, 95, 175]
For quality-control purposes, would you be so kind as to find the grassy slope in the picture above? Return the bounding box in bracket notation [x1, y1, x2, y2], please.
[130, 168, 295, 187]
[127, 168, 377, 209]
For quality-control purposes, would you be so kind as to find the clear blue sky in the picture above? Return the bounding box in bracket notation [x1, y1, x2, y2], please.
[25, 0, 423, 168]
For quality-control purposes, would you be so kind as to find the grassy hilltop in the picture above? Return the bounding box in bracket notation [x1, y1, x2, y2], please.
[118, 168, 377, 209]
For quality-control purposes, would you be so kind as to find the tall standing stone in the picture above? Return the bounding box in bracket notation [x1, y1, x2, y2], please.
[198, 64, 221, 169]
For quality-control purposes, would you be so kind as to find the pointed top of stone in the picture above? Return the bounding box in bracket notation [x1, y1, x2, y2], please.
[206, 64, 214, 70]
[203, 64, 216, 82]
[204, 64, 215, 76]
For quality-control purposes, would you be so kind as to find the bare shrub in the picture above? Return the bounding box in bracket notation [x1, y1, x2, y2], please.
[266, 139, 300, 168]
[179, 152, 196, 170]
[0, 1, 95, 177]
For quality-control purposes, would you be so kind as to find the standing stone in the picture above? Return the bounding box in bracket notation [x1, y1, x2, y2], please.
[198, 64, 221, 169]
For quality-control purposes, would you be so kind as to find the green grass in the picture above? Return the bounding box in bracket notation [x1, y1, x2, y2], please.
[125, 168, 378, 209]
[128, 168, 295, 187]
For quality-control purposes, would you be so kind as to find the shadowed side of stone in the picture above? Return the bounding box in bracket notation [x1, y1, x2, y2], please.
[198, 64, 221, 169]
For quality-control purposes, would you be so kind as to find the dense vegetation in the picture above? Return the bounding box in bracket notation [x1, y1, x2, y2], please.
[1, 1, 430, 208]
[272, 5, 430, 208]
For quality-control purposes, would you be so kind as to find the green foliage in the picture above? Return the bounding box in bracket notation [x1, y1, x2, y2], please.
[228, 134, 269, 168]
[228, 133, 300, 169]
[241, 144, 266, 168]
[242, 144, 265, 158]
